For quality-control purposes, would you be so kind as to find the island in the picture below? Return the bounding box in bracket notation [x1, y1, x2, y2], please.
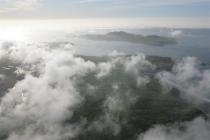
[84, 31, 177, 46]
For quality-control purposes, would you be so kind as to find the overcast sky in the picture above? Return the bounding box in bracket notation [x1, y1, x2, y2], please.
[0, 0, 209, 19]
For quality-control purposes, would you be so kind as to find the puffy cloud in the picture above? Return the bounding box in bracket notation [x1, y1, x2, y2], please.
[138, 117, 210, 140]
[172, 57, 201, 82]
[1, 41, 209, 140]
[97, 62, 113, 78]
[96, 53, 154, 86]
[0, 42, 97, 140]
[90, 54, 155, 135]
[157, 57, 210, 112]
[0, 41, 156, 139]
[124, 54, 155, 76]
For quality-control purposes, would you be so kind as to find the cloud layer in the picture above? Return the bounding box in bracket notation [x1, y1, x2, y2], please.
[0, 41, 209, 140]
[0, 42, 155, 139]
[139, 117, 210, 140]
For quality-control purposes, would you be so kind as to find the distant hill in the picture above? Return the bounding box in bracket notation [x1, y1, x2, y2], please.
[84, 31, 177, 46]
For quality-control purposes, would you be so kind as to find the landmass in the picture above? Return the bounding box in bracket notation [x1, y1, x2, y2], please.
[84, 31, 177, 46]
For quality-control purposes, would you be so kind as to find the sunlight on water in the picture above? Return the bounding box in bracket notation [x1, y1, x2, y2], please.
[0, 28, 29, 42]
[0, 18, 209, 42]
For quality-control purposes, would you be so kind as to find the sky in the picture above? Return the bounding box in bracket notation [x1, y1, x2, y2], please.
[0, 0, 209, 28]
[0, 0, 209, 19]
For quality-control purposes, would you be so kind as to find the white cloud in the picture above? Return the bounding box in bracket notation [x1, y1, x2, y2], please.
[138, 117, 210, 140]
[1, 40, 210, 140]
[124, 54, 155, 76]
[0, 0, 40, 13]
[0, 41, 154, 139]
[139, 0, 210, 5]
[0, 42, 97, 140]
[108, 50, 125, 57]
[157, 57, 210, 112]
[76, 0, 210, 5]
[97, 62, 113, 78]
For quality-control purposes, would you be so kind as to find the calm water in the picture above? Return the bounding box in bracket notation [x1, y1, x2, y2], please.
[70, 28, 210, 62]
[0, 27, 210, 62]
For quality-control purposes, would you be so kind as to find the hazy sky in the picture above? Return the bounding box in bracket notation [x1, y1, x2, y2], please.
[0, 0, 209, 19]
